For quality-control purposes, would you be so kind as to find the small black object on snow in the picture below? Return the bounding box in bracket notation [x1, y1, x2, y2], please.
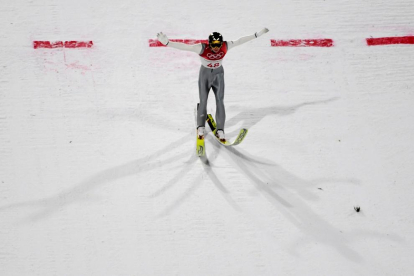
[354, 206, 361, 212]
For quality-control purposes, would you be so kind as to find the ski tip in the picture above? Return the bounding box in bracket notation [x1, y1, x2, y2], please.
[196, 147, 205, 157]
[196, 136, 206, 156]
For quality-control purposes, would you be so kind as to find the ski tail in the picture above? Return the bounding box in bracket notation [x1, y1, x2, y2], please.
[206, 114, 217, 132]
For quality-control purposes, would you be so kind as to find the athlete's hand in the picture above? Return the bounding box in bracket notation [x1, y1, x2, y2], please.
[157, 32, 169, 46]
[256, 28, 269, 38]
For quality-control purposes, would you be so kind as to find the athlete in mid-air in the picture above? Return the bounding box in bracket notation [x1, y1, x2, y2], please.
[157, 28, 269, 142]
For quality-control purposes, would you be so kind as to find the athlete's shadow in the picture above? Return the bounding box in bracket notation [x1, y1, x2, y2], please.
[203, 141, 402, 263]
[196, 96, 401, 262]
[2, 98, 337, 222]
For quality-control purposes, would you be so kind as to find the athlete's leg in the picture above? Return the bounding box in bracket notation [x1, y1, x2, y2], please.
[212, 69, 225, 130]
[197, 66, 211, 127]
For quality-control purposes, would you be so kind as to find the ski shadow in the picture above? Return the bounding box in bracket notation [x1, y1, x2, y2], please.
[198, 148, 243, 212]
[0, 133, 198, 224]
[206, 142, 402, 263]
[154, 139, 244, 217]
[223, 97, 339, 135]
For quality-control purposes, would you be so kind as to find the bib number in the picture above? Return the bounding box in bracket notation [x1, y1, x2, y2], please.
[207, 63, 220, 68]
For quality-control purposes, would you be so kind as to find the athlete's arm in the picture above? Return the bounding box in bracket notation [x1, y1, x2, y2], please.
[227, 28, 269, 50]
[157, 32, 203, 54]
[168, 41, 203, 54]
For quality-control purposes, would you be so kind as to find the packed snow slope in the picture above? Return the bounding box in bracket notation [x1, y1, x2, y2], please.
[1, 0, 413, 275]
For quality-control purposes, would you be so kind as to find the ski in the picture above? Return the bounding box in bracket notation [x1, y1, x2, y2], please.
[195, 104, 206, 157]
[196, 133, 206, 156]
[206, 114, 248, 146]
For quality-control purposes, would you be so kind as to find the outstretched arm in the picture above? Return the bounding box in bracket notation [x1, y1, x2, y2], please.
[157, 32, 203, 54]
[227, 28, 269, 50]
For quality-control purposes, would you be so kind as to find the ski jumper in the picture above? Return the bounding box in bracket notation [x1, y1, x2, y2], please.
[166, 33, 258, 130]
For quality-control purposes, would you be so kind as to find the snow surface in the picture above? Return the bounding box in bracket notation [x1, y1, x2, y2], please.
[1, 0, 414, 275]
